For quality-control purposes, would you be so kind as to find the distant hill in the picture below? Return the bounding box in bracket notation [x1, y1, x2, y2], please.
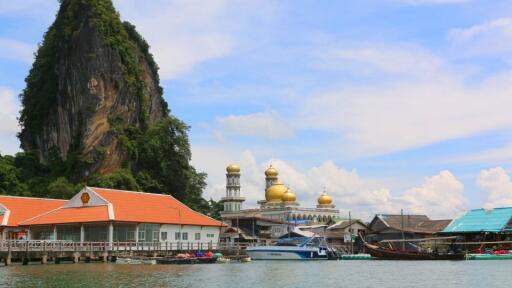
[0, 0, 219, 217]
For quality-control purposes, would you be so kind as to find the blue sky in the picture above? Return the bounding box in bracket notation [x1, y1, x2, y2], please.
[1, 0, 512, 220]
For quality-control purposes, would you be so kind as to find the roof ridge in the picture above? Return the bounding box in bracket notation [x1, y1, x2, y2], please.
[18, 205, 66, 225]
[0, 195, 66, 201]
[88, 187, 171, 197]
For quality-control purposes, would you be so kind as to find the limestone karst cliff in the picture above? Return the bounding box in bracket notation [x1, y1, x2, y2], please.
[12, 0, 212, 213]
[19, 0, 166, 175]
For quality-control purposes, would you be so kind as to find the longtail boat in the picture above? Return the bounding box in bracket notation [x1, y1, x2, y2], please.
[361, 236, 466, 260]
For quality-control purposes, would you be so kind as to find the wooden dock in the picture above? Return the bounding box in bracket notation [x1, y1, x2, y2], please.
[0, 240, 243, 266]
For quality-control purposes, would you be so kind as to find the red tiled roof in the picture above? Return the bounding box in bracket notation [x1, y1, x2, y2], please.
[92, 188, 223, 226]
[0, 196, 66, 227]
[20, 206, 110, 225]
[19, 187, 224, 227]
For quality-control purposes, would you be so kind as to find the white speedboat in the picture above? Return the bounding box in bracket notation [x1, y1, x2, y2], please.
[246, 237, 334, 260]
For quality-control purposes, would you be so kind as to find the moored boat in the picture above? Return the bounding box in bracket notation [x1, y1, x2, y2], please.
[466, 253, 512, 260]
[363, 242, 465, 260]
[246, 237, 335, 260]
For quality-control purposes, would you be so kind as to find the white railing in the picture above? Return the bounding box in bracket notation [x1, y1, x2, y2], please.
[0, 240, 224, 252]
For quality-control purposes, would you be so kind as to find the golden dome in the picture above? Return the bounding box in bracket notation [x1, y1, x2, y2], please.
[226, 164, 240, 173]
[282, 189, 296, 202]
[265, 166, 279, 177]
[265, 180, 288, 202]
[317, 192, 333, 205]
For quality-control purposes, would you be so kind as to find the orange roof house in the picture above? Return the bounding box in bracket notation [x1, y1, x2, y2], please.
[0, 196, 66, 227]
[16, 187, 224, 244]
[0, 196, 66, 240]
[21, 187, 223, 227]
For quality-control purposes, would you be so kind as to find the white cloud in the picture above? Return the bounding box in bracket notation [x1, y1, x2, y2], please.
[114, 0, 238, 80]
[449, 18, 512, 61]
[0, 0, 56, 15]
[0, 38, 35, 63]
[192, 146, 467, 220]
[0, 87, 21, 155]
[321, 44, 443, 76]
[395, 0, 470, 5]
[477, 167, 512, 209]
[402, 170, 466, 218]
[300, 43, 512, 156]
[216, 111, 294, 139]
[452, 143, 512, 164]
[0, 87, 20, 134]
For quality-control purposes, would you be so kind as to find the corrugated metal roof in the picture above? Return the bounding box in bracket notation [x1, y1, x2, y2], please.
[442, 207, 512, 233]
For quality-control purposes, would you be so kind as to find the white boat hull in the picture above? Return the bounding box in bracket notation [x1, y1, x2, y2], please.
[246, 246, 327, 260]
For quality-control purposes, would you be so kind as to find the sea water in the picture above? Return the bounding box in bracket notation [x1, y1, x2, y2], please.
[0, 260, 510, 287]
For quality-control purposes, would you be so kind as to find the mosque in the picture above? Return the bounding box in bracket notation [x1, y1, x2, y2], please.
[220, 164, 340, 232]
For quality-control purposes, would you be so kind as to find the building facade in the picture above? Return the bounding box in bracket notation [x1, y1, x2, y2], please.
[0, 187, 224, 248]
[221, 165, 340, 238]
[441, 207, 512, 243]
[367, 214, 451, 250]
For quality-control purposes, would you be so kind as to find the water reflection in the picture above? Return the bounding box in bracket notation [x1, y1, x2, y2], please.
[1, 261, 511, 288]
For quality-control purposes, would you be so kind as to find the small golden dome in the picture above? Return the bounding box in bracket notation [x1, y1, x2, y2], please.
[226, 164, 240, 173]
[318, 192, 333, 205]
[265, 166, 279, 177]
[265, 180, 287, 202]
[282, 189, 296, 202]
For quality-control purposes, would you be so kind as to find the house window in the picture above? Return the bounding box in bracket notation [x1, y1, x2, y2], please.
[175, 232, 181, 240]
[127, 231, 135, 241]
[161, 232, 168, 241]
[138, 230, 145, 241]
[182, 232, 188, 240]
[153, 231, 159, 242]
[195, 233, 201, 240]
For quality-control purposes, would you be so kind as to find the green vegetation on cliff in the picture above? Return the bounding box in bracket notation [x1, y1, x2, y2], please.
[4, 0, 222, 218]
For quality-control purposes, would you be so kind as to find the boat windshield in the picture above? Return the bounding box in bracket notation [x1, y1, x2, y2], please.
[276, 237, 309, 246]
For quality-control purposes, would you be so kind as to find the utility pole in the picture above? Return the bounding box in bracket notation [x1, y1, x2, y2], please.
[401, 209, 405, 251]
[349, 211, 353, 254]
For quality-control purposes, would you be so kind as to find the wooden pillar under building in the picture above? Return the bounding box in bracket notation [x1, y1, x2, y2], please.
[4, 253, 11, 266]
[102, 252, 108, 262]
[41, 254, 48, 264]
[73, 252, 80, 263]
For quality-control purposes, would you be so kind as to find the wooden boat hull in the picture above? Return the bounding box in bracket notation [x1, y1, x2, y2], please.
[364, 243, 465, 260]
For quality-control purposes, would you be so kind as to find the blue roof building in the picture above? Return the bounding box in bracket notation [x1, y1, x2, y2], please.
[442, 208, 512, 233]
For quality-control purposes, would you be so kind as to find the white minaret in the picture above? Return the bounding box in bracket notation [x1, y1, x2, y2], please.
[221, 164, 245, 212]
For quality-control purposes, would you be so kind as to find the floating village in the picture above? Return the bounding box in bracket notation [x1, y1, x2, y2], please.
[1, 164, 512, 265]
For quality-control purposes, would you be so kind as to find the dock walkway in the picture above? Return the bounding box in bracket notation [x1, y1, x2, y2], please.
[0, 240, 242, 265]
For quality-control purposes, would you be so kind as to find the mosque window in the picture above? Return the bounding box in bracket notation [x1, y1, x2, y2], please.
[175, 232, 181, 240]
[195, 233, 201, 240]
[161, 232, 168, 241]
[182, 232, 188, 240]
